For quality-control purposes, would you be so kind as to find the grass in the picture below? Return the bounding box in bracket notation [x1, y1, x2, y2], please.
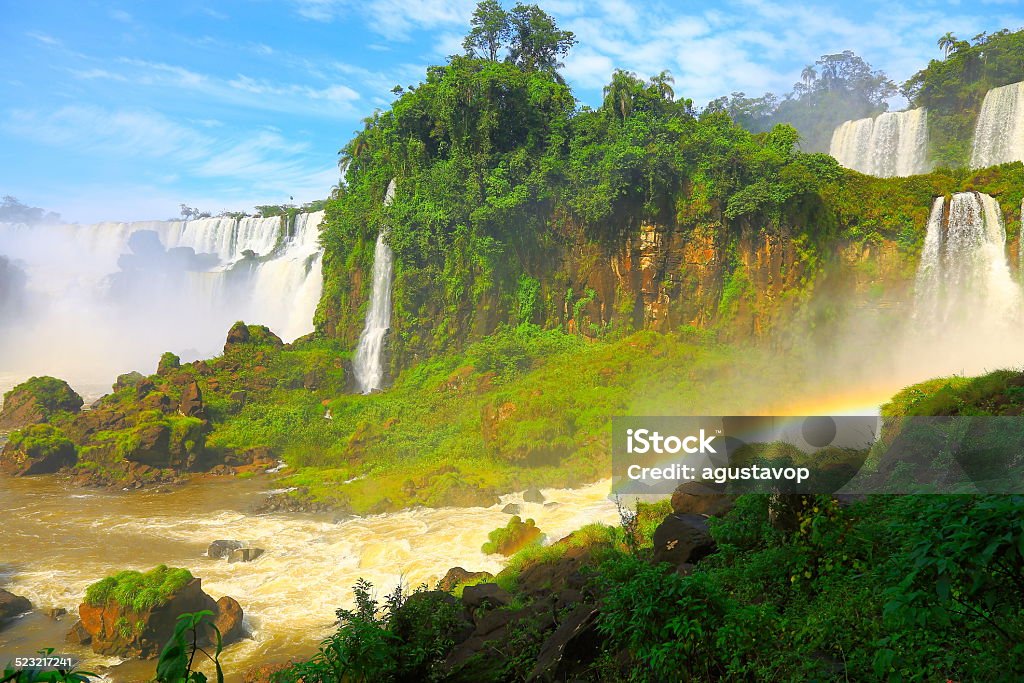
[84, 565, 193, 612]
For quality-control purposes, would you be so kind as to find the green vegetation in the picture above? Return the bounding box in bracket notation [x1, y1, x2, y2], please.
[2, 376, 83, 416]
[707, 50, 897, 152]
[6, 424, 76, 462]
[275, 579, 467, 683]
[154, 611, 225, 683]
[276, 492, 1023, 682]
[481, 515, 541, 555]
[905, 28, 1024, 166]
[84, 566, 193, 612]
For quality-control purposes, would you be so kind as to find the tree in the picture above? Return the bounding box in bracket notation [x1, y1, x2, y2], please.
[462, 0, 511, 61]
[506, 3, 576, 75]
[603, 69, 640, 120]
[938, 32, 958, 58]
[0, 195, 60, 224]
[650, 70, 675, 101]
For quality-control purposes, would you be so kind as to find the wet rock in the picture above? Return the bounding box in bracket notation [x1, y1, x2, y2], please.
[501, 503, 522, 515]
[651, 513, 716, 567]
[0, 376, 83, 430]
[208, 540, 244, 559]
[121, 423, 171, 467]
[74, 577, 241, 660]
[65, 620, 91, 646]
[178, 380, 205, 419]
[242, 661, 295, 683]
[47, 607, 68, 620]
[0, 424, 77, 476]
[213, 596, 245, 643]
[527, 604, 601, 682]
[462, 583, 512, 611]
[438, 567, 493, 593]
[0, 589, 31, 627]
[523, 488, 545, 504]
[670, 481, 735, 517]
[228, 548, 264, 563]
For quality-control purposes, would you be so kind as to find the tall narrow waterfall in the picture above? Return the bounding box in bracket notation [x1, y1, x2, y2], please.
[829, 109, 930, 177]
[913, 192, 1021, 331]
[0, 211, 325, 392]
[352, 180, 397, 394]
[970, 80, 1024, 168]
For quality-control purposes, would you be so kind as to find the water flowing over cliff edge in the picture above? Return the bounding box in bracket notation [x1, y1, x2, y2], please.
[0, 212, 324, 394]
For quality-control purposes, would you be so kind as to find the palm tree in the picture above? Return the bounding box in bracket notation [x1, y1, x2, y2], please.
[938, 32, 957, 58]
[603, 70, 638, 120]
[800, 66, 816, 88]
[649, 70, 675, 101]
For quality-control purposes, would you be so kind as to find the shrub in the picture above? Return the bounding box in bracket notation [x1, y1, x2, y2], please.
[84, 566, 193, 612]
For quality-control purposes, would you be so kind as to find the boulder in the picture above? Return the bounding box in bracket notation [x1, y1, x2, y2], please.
[0, 376, 83, 430]
[523, 487, 545, 504]
[213, 596, 245, 643]
[228, 548, 264, 563]
[208, 540, 244, 559]
[157, 352, 181, 376]
[121, 423, 172, 467]
[501, 503, 522, 515]
[438, 567, 494, 593]
[461, 583, 513, 611]
[74, 576, 242, 659]
[178, 380, 205, 419]
[670, 481, 735, 517]
[224, 322, 283, 353]
[66, 620, 91, 645]
[651, 513, 716, 567]
[527, 604, 600, 682]
[0, 424, 77, 476]
[0, 589, 31, 627]
[113, 371, 145, 392]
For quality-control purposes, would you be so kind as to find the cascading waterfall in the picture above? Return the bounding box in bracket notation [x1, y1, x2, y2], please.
[829, 108, 930, 177]
[352, 180, 397, 394]
[0, 212, 325, 392]
[913, 191, 1021, 333]
[970, 80, 1024, 168]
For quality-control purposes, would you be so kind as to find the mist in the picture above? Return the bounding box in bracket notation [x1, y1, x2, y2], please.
[0, 212, 325, 399]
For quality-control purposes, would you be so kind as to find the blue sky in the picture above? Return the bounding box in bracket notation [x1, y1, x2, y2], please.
[1, 0, 1020, 222]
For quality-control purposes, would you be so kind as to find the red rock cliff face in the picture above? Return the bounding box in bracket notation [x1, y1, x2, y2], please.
[323, 215, 916, 372]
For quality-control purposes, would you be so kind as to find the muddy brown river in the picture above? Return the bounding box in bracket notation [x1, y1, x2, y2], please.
[0, 474, 618, 681]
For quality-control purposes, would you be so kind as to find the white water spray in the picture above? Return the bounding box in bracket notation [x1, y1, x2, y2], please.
[909, 192, 1022, 371]
[829, 109, 930, 177]
[0, 212, 324, 394]
[970, 80, 1024, 169]
[352, 181, 396, 394]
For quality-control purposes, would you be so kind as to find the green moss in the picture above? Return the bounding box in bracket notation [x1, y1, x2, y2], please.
[7, 423, 76, 461]
[84, 565, 193, 612]
[2, 376, 83, 415]
[482, 516, 542, 555]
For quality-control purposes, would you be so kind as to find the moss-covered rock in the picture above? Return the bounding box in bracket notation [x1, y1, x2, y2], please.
[0, 376, 83, 430]
[0, 423, 77, 475]
[76, 566, 243, 659]
[482, 516, 543, 556]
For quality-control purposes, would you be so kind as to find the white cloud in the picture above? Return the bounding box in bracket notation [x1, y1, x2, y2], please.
[291, 0, 477, 39]
[2, 106, 338, 220]
[26, 32, 62, 46]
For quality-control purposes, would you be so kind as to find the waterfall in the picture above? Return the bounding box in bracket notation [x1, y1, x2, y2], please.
[352, 181, 397, 394]
[829, 109, 930, 177]
[913, 192, 1021, 332]
[970, 80, 1024, 169]
[0, 211, 325, 389]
